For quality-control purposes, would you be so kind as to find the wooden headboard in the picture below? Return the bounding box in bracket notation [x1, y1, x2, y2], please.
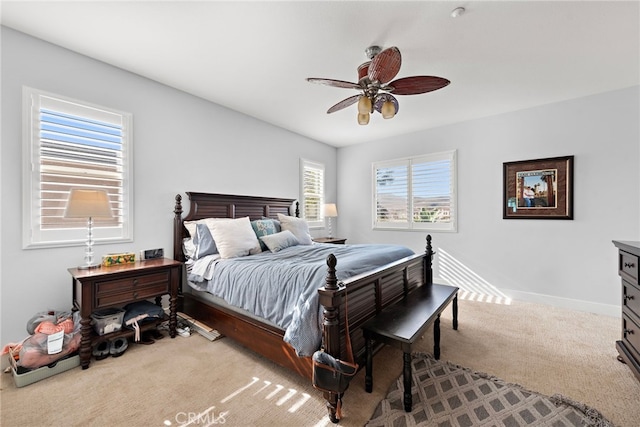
[173, 192, 298, 262]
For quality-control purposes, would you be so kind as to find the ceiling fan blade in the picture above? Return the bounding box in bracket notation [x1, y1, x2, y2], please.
[387, 76, 450, 95]
[327, 95, 360, 114]
[307, 78, 360, 90]
[368, 47, 402, 84]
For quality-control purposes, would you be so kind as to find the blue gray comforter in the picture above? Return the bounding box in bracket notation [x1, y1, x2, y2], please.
[187, 243, 414, 356]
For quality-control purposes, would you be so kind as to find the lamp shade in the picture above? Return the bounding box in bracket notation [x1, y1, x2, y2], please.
[324, 203, 338, 218]
[64, 189, 113, 219]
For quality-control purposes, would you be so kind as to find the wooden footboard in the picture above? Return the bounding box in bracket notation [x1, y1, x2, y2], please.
[173, 192, 434, 423]
[318, 237, 433, 422]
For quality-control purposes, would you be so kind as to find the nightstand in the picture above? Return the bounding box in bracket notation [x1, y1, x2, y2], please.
[313, 237, 347, 245]
[68, 258, 182, 369]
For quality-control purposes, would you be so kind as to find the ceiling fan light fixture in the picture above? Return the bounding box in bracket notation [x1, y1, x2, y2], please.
[358, 96, 372, 114]
[381, 100, 396, 119]
[357, 112, 370, 125]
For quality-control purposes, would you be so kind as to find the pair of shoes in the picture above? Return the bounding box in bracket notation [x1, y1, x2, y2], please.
[92, 337, 128, 360]
[109, 337, 128, 357]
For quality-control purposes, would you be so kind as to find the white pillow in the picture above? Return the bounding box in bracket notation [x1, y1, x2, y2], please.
[208, 217, 262, 259]
[277, 214, 313, 245]
[184, 217, 229, 238]
[260, 230, 300, 253]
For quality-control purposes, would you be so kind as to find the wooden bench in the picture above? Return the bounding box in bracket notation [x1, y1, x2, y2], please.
[362, 283, 459, 412]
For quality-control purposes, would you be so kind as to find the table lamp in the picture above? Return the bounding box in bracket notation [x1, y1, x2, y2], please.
[324, 203, 338, 238]
[64, 189, 113, 269]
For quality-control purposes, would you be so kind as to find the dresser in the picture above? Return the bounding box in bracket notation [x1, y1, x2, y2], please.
[613, 240, 640, 381]
[68, 258, 182, 369]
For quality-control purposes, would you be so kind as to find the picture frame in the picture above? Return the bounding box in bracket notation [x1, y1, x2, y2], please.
[503, 155, 574, 220]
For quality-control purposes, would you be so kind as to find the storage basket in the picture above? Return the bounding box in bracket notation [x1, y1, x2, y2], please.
[8, 347, 80, 388]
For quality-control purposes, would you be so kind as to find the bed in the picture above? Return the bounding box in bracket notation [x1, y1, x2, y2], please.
[172, 192, 434, 422]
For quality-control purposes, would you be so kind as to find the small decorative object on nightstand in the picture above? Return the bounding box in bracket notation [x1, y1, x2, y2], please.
[313, 237, 347, 245]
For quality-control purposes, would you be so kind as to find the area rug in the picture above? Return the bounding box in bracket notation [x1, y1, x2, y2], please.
[366, 353, 615, 427]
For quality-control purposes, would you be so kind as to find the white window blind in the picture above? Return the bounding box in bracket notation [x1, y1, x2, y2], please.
[23, 87, 133, 248]
[373, 150, 457, 232]
[300, 159, 325, 228]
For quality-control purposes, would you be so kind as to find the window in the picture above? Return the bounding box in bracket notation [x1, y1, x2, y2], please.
[22, 87, 133, 248]
[373, 150, 457, 232]
[300, 159, 325, 228]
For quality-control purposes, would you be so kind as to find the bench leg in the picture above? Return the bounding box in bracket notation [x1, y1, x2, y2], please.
[433, 313, 441, 359]
[452, 294, 458, 330]
[403, 351, 412, 412]
[365, 336, 373, 393]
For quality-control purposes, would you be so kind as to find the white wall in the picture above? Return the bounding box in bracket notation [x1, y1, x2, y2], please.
[337, 86, 640, 315]
[0, 27, 337, 343]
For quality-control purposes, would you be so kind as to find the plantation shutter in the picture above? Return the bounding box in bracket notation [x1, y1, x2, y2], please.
[301, 159, 324, 227]
[412, 153, 454, 226]
[24, 88, 133, 248]
[373, 150, 457, 232]
[374, 160, 409, 227]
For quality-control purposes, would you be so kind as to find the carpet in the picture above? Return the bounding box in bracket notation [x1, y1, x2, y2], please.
[366, 353, 615, 427]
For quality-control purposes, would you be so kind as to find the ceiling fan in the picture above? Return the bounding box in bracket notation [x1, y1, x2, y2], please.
[307, 46, 450, 125]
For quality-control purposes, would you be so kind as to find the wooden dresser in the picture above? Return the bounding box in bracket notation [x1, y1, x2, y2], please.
[613, 240, 640, 381]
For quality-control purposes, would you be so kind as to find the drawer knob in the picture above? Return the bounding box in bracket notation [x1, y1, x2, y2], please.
[133, 292, 139, 299]
[133, 279, 138, 285]
[624, 328, 635, 335]
[625, 295, 635, 301]
[624, 262, 636, 268]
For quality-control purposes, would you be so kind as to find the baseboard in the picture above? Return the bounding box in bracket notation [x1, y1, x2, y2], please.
[502, 288, 620, 317]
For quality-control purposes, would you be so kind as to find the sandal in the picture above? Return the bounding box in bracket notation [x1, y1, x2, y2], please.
[109, 337, 128, 357]
[92, 341, 110, 361]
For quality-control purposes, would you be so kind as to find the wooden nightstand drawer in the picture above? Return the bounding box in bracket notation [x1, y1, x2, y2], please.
[95, 271, 170, 295]
[623, 279, 640, 322]
[620, 250, 638, 282]
[95, 282, 170, 308]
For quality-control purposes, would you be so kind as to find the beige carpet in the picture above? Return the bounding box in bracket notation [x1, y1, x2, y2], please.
[1, 298, 639, 427]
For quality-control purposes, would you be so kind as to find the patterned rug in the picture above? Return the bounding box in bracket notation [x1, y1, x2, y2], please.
[366, 353, 615, 427]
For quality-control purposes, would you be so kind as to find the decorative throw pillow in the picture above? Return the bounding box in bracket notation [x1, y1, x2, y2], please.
[277, 214, 313, 245]
[208, 217, 262, 259]
[262, 216, 281, 232]
[192, 223, 218, 259]
[260, 230, 300, 253]
[251, 219, 278, 251]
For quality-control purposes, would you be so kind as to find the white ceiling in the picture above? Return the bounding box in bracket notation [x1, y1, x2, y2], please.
[2, 1, 639, 147]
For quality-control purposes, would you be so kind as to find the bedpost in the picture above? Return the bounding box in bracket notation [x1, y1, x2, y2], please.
[320, 253, 341, 423]
[295, 201, 300, 218]
[425, 234, 434, 284]
[173, 194, 184, 263]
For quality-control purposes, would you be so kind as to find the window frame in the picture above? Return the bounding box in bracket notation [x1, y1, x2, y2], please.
[22, 86, 134, 249]
[300, 158, 325, 229]
[372, 150, 457, 232]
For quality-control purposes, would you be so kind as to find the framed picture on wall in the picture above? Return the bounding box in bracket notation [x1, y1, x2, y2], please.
[503, 155, 574, 220]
